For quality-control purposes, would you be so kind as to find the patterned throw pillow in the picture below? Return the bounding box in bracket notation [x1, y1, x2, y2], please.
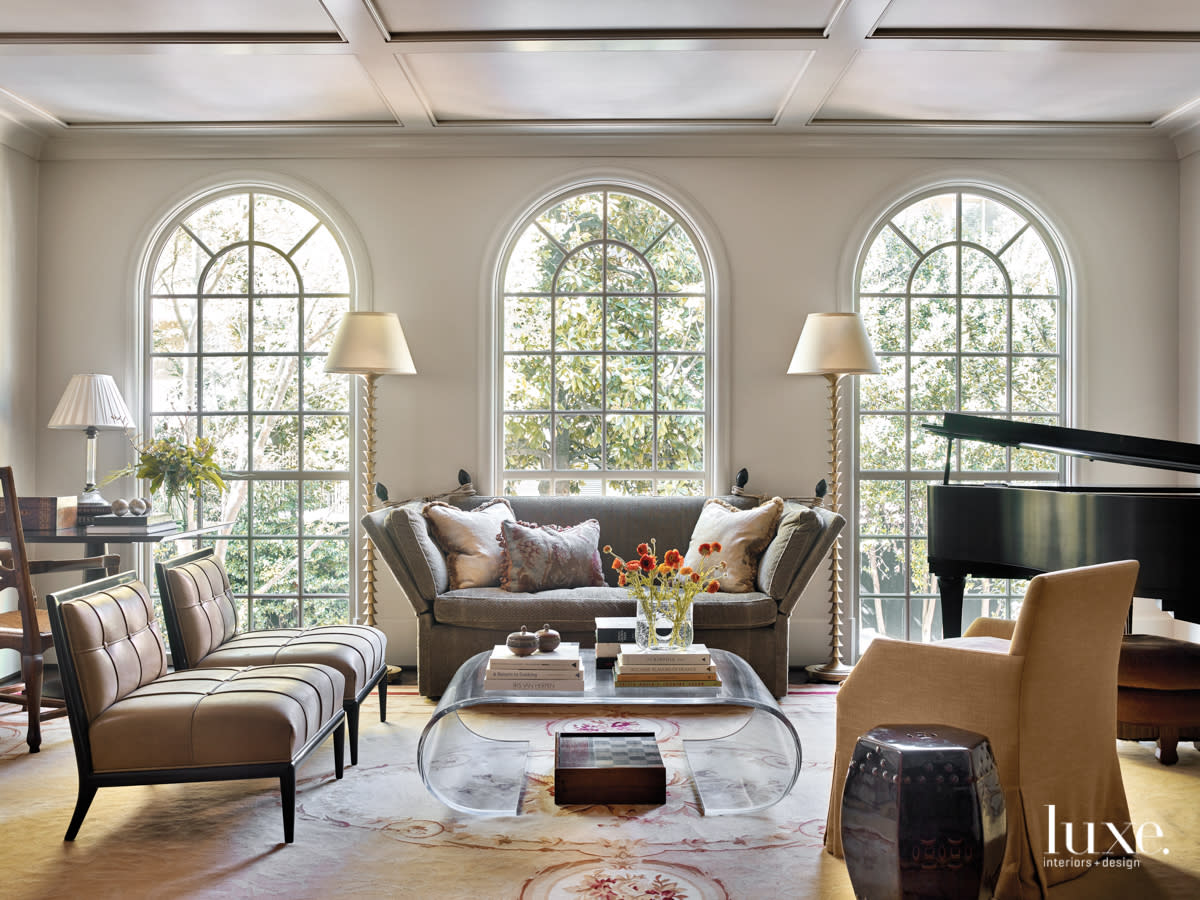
[499, 519, 605, 592]
[683, 497, 784, 593]
[423, 498, 515, 589]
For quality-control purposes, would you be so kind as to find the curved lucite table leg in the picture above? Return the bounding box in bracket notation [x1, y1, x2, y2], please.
[417, 708, 530, 815]
[684, 705, 802, 814]
[417, 647, 803, 817]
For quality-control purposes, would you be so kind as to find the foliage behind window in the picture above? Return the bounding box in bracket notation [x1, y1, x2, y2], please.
[500, 188, 711, 496]
[147, 189, 352, 627]
[855, 190, 1066, 648]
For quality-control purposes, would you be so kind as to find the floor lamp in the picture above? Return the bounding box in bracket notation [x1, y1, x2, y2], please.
[326, 312, 416, 628]
[788, 312, 879, 683]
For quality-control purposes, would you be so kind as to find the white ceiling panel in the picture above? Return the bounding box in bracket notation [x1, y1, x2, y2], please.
[0, 0, 338, 34]
[374, 0, 839, 33]
[0, 55, 393, 124]
[818, 49, 1200, 123]
[875, 0, 1200, 33]
[403, 48, 810, 123]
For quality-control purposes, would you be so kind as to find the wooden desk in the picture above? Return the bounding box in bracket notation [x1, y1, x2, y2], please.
[23, 523, 232, 580]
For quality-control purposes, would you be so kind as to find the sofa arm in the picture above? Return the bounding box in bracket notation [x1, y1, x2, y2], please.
[757, 502, 844, 618]
[361, 501, 448, 617]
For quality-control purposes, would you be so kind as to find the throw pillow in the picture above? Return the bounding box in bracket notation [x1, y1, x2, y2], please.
[684, 497, 784, 593]
[499, 519, 605, 592]
[423, 498, 515, 589]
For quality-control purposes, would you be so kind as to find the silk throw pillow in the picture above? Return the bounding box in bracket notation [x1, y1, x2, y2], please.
[423, 498, 514, 589]
[684, 497, 784, 593]
[499, 519, 605, 592]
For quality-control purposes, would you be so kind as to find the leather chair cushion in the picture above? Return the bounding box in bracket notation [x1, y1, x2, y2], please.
[58, 580, 169, 723]
[162, 556, 238, 665]
[193, 626, 386, 702]
[88, 663, 344, 772]
[1118, 634, 1200, 691]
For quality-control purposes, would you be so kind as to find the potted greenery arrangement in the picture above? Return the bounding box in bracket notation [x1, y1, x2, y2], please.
[105, 435, 226, 526]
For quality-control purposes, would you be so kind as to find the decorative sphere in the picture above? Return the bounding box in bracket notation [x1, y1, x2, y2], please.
[128, 498, 148, 515]
[110, 498, 130, 515]
[505, 626, 539, 657]
[536, 624, 561, 652]
[139, 498, 153, 513]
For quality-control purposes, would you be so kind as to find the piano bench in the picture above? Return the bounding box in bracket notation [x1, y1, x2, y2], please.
[1117, 634, 1200, 766]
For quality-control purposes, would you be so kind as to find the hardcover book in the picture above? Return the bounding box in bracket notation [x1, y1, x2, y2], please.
[594, 616, 637, 643]
[617, 644, 711, 666]
[488, 643, 581, 669]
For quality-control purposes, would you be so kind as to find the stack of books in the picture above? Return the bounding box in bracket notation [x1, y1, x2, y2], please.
[483, 642, 584, 691]
[594, 616, 637, 669]
[85, 512, 178, 535]
[614, 644, 721, 688]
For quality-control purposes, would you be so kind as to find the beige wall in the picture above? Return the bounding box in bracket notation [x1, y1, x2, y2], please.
[0, 143, 38, 674]
[29, 150, 1183, 666]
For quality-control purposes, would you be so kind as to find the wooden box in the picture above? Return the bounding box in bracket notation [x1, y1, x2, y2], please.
[0, 496, 78, 530]
[554, 732, 666, 806]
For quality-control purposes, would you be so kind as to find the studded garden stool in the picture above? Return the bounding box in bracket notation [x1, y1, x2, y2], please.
[840, 725, 1006, 900]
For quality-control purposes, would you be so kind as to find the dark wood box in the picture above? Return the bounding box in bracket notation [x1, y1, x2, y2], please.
[554, 731, 666, 806]
[0, 496, 78, 530]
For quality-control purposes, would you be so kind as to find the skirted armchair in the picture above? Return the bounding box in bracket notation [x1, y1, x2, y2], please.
[825, 560, 1139, 898]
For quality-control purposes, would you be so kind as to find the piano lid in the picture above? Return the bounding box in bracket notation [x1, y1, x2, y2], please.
[923, 413, 1200, 474]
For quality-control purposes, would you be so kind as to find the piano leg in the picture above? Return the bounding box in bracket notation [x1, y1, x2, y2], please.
[938, 575, 966, 638]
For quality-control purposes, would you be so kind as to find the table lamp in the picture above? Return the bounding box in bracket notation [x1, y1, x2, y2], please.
[788, 312, 879, 682]
[326, 311, 416, 627]
[47, 373, 134, 506]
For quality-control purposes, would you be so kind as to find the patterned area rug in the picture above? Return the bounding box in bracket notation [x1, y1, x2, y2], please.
[1, 685, 1197, 899]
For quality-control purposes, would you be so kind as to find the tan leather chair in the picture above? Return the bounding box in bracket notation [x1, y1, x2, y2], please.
[155, 547, 387, 765]
[47, 572, 346, 843]
[825, 560, 1139, 899]
[0, 465, 120, 752]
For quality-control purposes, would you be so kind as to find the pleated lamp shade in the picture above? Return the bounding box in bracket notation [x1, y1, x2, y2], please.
[325, 312, 416, 375]
[787, 312, 880, 376]
[47, 374, 134, 430]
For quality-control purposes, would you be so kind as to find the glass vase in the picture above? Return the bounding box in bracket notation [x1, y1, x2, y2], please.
[634, 594, 694, 651]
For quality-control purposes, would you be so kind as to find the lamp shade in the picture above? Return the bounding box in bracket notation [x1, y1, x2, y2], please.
[47, 374, 134, 430]
[787, 312, 880, 376]
[325, 312, 416, 375]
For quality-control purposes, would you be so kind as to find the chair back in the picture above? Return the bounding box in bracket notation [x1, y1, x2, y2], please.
[1009, 559, 1138, 747]
[47, 575, 168, 724]
[0, 467, 38, 655]
[154, 547, 237, 669]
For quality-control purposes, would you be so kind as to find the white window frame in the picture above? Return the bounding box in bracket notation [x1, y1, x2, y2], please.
[492, 182, 718, 496]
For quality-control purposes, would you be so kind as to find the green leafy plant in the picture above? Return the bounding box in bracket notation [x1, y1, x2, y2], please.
[105, 435, 227, 515]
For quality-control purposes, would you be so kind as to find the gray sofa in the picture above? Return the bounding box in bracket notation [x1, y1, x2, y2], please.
[364, 494, 844, 698]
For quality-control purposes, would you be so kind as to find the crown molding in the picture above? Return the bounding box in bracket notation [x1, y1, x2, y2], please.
[35, 123, 1178, 162]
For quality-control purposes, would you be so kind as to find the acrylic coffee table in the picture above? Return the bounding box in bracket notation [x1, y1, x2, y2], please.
[417, 648, 802, 816]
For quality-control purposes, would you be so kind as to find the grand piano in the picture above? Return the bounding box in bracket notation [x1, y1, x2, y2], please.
[925, 413, 1200, 637]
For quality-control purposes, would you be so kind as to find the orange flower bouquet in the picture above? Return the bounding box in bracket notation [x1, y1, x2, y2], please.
[603, 539, 726, 650]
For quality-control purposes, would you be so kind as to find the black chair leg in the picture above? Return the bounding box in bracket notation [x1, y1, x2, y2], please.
[334, 719, 345, 779]
[345, 701, 359, 766]
[280, 769, 296, 844]
[64, 783, 97, 841]
[378, 677, 387, 722]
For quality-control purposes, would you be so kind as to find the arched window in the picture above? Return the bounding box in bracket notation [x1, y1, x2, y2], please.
[854, 188, 1068, 647]
[145, 188, 354, 627]
[498, 186, 712, 496]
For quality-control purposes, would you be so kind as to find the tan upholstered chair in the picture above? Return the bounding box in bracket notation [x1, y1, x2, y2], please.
[0, 466, 120, 752]
[47, 572, 345, 843]
[825, 560, 1139, 899]
[155, 548, 387, 765]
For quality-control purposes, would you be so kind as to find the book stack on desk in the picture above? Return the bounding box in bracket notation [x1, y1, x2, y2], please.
[483, 642, 584, 691]
[614, 644, 720, 688]
[594, 616, 637, 669]
[85, 512, 177, 535]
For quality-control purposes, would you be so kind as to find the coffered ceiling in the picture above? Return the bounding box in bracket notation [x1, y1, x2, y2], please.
[1, 0, 1199, 153]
